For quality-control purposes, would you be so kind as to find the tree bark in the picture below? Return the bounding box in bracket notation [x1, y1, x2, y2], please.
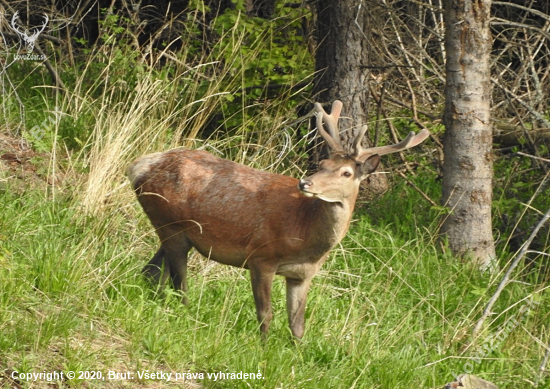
[441, 0, 496, 269]
[313, 0, 388, 195]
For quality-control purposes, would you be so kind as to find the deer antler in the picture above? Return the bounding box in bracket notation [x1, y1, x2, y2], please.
[314, 100, 345, 154]
[314, 100, 430, 159]
[10, 12, 49, 45]
[33, 14, 49, 37]
[354, 128, 430, 162]
[10, 12, 26, 37]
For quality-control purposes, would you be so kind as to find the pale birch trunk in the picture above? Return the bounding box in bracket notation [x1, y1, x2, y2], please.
[441, 0, 496, 269]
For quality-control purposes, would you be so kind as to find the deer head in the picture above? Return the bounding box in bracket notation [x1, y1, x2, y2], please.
[298, 100, 430, 203]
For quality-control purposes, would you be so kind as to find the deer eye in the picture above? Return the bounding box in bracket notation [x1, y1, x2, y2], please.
[342, 171, 352, 178]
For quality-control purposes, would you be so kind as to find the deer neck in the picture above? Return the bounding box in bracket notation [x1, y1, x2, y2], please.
[306, 195, 357, 250]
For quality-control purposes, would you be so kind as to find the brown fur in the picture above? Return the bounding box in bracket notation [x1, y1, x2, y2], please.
[128, 148, 379, 338]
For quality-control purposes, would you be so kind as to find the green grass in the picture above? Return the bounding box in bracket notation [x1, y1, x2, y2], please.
[0, 178, 548, 388]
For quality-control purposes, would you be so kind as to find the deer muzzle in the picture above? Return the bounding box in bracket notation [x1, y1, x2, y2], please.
[298, 179, 315, 197]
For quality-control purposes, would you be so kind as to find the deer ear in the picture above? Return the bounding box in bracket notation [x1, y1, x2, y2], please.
[360, 154, 380, 178]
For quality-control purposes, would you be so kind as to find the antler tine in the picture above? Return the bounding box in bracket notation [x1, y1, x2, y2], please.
[11, 12, 23, 34]
[356, 128, 430, 161]
[37, 14, 49, 33]
[314, 101, 345, 153]
[326, 100, 343, 136]
[352, 124, 369, 157]
[324, 101, 341, 140]
[314, 101, 343, 139]
[316, 112, 343, 153]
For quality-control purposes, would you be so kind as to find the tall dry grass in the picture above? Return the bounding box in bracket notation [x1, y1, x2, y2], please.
[60, 14, 313, 216]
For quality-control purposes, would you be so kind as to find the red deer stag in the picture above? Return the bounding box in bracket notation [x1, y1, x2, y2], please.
[127, 101, 429, 338]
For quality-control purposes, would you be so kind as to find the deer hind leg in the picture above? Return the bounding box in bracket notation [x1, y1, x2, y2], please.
[143, 234, 192, 304]
[142, 247, 170, 288]
[285, 277, 312, 339]
[249, 264, 276, 338]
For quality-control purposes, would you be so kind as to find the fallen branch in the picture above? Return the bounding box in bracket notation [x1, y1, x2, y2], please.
[397, 171, 438, 207]
[516, 151, 550, 164]
[494, 122, 550, 146]
[34, 43, 67, 94]
[472, 205, 550, 338]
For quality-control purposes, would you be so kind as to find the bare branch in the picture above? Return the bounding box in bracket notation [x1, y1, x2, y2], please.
[493, 1, 550, 23]
[492, 77, 550, 129]
[473, 204, 550, 338]
[516, 152, 550, 164]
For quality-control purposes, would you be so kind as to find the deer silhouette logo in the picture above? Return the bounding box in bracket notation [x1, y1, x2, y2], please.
[10, 12, 49, 54]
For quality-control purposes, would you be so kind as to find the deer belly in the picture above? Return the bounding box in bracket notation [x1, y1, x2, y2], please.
[190, 239, 250, 268]
[179, 220, 251, 267]
[276, 262, 320, 280]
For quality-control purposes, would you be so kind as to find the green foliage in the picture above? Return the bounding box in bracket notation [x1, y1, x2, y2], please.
[1, 0, 315, 163]
[202, 0, 313, 132]
[212, 0, 312, 87]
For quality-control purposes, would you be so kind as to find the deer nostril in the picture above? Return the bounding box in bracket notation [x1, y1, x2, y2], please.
[299, 179, 312, 191]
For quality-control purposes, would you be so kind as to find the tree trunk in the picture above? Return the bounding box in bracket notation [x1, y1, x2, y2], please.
[313, 0, 388, 195]
[441, 0, 496, 269]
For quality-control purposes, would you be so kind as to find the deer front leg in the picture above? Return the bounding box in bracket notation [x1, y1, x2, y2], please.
[285, 277, 312, 339]
[249, 265, 276, 338]
[163, 238, 191, 305]
[168, 254, 189, 305]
